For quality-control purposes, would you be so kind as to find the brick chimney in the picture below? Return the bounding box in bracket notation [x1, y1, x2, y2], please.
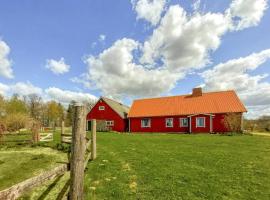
[192, 87, 202, 97]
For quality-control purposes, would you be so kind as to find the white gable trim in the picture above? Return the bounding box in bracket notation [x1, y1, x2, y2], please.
[187, 113, 215, 117]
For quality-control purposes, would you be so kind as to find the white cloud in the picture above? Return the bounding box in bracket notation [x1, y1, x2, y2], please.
[0, 82, 97, 105]
[201, 49, 270, 119]
[45, 87, 97, 104]
[0, 82, 9, 96]
[192, 0, 201, 12]
[9, 82, 42, 95]
[98, 34, 106, 42]
[11, 82, 43, 96]
[245, 105, 270, 119]
[0, 81, 42, 97]
[83, 38, 181, 98]
[227, 0, 268, 30]
[140, 5, 231, 72]
[131, 0, 167, 26]
[76, 1, 269, 100]
[70, 74, 92, 89]
[46, 58, 70, 75]
[0, 40, 14, 79]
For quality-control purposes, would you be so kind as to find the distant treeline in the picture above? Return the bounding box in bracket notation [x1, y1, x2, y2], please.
[0, 94, 95, 133]
[244, 116, 270, 132]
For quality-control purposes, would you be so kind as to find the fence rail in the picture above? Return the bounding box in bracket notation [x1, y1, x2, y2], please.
[40, 133, 53, 142]
[0, 164, 68, 200]
[0, 111, 97, 200]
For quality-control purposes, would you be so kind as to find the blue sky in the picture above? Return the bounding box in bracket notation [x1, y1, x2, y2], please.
[0, 0, 269, 118]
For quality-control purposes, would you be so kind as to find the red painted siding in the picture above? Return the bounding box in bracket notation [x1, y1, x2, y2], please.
[129, 113, 240, 133]
[212, 113, 229, 132]
[86, 100, 127, 132]
[190, 114, 210, 133]
[130, 116, 190, 133]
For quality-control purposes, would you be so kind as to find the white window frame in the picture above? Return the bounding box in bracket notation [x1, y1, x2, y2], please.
[141, 118, 151, 128]
[106, 120, 114, 126]
[99, 106, 105, 110]
[196, 117, 205, 127]
[165, 118, 174, 128]
[180, 118, 188, 127]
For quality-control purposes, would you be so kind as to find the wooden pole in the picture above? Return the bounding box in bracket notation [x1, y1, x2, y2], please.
[91, 119, 96, 160]
[61, 120, 65, 135]
[32, 122, 40, 143]
[61, 120, 65, 143]
[69, 104, 86, 200]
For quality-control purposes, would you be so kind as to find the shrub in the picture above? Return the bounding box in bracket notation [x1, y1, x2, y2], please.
[222, 113, 242, 133]
[3, 113, 32, 132]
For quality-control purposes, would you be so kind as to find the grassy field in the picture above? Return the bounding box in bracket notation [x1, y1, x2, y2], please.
[1, 132, 270, 199]
[84, 133, 270, 200]
[0, 146, 67, 190]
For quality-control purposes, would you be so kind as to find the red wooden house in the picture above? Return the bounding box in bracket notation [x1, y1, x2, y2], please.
[128, 88, 247, 133]
[86, 97, 130, 132]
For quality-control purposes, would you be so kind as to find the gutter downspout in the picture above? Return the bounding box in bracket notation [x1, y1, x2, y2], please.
[129, 118, 131, 133]
[189, 116, 192, 133]
[241, 113, 244, 132]
[210, 115, 213, 133]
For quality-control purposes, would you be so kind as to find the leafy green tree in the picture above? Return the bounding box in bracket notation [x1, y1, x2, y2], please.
[65, 101, 76, 127]
[47, 101, 65, 129]
[6, 94, 28, 115]
[0, 95, 6, 118]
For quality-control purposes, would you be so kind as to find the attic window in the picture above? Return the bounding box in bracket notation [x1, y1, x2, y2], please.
[99, 106, 105, 110]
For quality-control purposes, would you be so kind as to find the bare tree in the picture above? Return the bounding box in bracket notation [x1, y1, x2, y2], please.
[222, 113, 242, 133]
[26, 94, 43, 120]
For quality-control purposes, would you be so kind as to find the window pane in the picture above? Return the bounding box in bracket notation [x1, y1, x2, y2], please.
[142, 119, 150, 127]
[196, 118, 205, 127]
[181, 118, 188, 127]
[166, 118, 173, 127]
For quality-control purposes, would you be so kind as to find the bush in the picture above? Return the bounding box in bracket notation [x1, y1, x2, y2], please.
[222, 113, 242, 133]
[4, 113, 31, 132]
[56, 143, 71, 152]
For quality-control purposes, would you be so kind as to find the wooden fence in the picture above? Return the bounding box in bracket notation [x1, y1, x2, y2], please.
[0, 133, 32, 144]
[0, 130, 53, 144]
[0, 104, 96, 200]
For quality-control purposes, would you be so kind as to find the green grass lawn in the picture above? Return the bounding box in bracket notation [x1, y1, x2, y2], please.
[1, 131, 270, 200]
[0, 146, 67, 191]
[84, 133, 270, 200]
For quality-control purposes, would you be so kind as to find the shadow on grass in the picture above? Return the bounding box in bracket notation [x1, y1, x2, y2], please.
[37, 175, 64, 200]
[56, 179, 70, 200]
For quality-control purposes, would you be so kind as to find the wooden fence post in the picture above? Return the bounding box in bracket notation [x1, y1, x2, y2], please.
[91, 119, 96, 160]
[69, 104, 86, 200]
[32, 122, 40, 143]
[61, 120, 65, 143]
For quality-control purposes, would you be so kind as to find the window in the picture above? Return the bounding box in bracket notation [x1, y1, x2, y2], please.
[196, 117, 205, 127]
[106, 120, 114, 126]
[141, 118, 151, 128]
[166, 118, 173, 127]
[99, 106, 105, 110]
[180, 118, 188, 127]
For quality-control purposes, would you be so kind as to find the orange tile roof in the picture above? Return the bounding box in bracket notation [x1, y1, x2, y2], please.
[128, 90, 247, 118]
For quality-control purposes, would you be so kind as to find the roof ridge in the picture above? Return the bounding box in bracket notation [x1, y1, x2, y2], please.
[102, 96, 129, 108]
[133, 90, 236, 101]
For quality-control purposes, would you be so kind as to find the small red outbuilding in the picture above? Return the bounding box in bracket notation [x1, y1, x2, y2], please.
[86, 97, 130, 132]
[128, 88, 247, 133]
